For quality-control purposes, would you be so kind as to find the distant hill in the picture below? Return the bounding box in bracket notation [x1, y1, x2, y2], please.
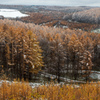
[0, 4, 99, 25]
[0, 4, 92, 13]
[63, 8, 100, 24]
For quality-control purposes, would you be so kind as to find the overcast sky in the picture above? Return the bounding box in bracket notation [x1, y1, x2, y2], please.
[0, 0, 100, 6]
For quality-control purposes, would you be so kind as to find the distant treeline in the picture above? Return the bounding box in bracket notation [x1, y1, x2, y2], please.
[64, 8, 100, 24]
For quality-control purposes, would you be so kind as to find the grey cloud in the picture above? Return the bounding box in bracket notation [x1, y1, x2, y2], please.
[0, 0, 100, 6]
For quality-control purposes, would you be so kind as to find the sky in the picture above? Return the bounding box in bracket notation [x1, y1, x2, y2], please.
[0, 0, 100, 6]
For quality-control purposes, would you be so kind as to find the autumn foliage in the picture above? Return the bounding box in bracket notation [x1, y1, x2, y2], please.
[0, 19, 100, 82]
[0, 24, 43, 80]
[21, 12, 53, 24]
[0, 81, 100, 100]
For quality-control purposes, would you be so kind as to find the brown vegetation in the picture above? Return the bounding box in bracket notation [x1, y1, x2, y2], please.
[0, 81, 100, 100]
[21, 12, 54, 24]
[0, 19, 100, 82]
[0, 24, 43, 80]
[60, 20, 98, 31]
[20, 12, 99, 31]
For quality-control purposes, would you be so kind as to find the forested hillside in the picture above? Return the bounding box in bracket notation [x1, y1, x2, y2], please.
[0, 5, 99, 31]
[0, 19, 100, 82]
[64, 8, 100, 24]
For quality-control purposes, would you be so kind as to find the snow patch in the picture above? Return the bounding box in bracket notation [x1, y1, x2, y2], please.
[91, 28, 100, 33]
[90, 71, 100, 80]
[0, 9, 28, 18]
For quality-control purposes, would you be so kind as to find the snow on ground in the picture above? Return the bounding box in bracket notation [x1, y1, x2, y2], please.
[0, 80, 42, 88]
[0, 80, 80, 89]
[0, 71, 100, 88]
[91, 28, 100, 33]
[90, 71, 100, 80]
[41, 72, 86, 83]
[29, 82, 42, 88]
[41, 71, 100, 82]
[0, 9, 28, 18]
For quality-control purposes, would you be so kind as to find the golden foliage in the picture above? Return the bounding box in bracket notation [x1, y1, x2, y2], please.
[0, 81, 100, 100]
[0, 23, 43, 80]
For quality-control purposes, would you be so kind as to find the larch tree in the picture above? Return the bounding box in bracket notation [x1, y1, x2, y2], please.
[25, 31, 43, 80]
[80, 50, 93, 81]
[68, 34, 79, 79]
[0, 25, 44, 80]
[50, 34, 66, 83]
[63, 34, 70, 77]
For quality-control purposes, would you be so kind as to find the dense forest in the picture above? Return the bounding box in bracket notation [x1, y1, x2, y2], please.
[0, 23, 43, 80]
[0, 19, 100, 82]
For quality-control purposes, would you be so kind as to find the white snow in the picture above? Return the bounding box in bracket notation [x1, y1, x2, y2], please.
[91, 28, 100, 33]
[32, 65, 34, 69]
[90, 71, 100, 80]
[63, 26, 68, 29]
[29, 82, 42, 88]
[0, 9, 28, 18]
[24, 55, 26, 59]
[41, 72, 86, 83]
[0, 80, 42, 88]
